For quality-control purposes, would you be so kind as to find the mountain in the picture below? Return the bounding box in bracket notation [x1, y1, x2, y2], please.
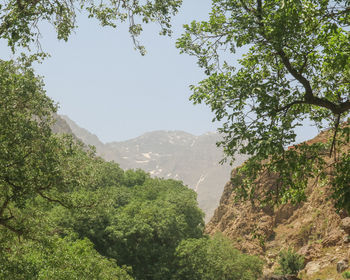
[51, 114, 74, 135]
[206, 129, 350, 279]
[59, 115, 248, 222]
[61, 115, 104, 150]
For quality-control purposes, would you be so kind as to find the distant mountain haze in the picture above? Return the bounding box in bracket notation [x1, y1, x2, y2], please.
[58, 115, 248, 222]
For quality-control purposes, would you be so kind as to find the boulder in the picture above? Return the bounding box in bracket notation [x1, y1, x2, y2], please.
[341, 217, 350, 235]
[336, 259, 349, 273]
[304, 261, 321, 275]
[298, 243, 322, 263]
[322, 229, 342, 247]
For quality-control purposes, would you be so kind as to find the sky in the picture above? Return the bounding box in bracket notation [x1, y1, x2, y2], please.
[0, 0, 318, 143]
[2, 0, 220, 143]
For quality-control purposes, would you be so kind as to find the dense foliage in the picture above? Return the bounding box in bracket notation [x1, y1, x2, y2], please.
[0, 58, 77, 236]
[174, 234, 263, 280]
[0, 58, 262, 279]
[177, 0, 350, 210]
[55, 175, 205, 280]
[0, 237, 133, 280]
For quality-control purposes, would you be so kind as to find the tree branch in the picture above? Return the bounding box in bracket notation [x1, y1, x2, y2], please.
[275, 100, 307, 114]
[0, 197, 10, 218]
[256, 0, 263, 21]
[0, 220, 22, 235]
[277, 49, 350, 114]
[245, 2, 350, 116]
[37, 191, 69, 208]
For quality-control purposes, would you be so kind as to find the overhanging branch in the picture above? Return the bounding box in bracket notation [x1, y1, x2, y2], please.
[246, 1, 350, 116]
[276, 49, 350, 115]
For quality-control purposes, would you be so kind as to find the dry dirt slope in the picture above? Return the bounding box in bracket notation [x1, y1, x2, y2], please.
[206, 129, 350, 280]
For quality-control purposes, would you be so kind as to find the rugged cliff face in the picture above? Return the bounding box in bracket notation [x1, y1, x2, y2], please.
[206, 129, 350, 279]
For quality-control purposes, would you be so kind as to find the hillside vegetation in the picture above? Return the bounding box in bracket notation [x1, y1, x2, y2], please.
[206, 128, 350, 279]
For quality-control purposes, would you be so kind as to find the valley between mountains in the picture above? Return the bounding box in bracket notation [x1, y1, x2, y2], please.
[57, 115, 247, 222]
[54, 115, 350, 279]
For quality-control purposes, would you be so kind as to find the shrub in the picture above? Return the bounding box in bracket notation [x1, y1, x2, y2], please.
[343, 271, 350, 279]
[277, 248, 305, 276]
[174, 234, 263, 280]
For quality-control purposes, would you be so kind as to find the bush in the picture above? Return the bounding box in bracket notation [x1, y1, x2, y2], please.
[343, 271, 350, 279]
[277, 248, 305, 276]
[174, 234, 263, 280]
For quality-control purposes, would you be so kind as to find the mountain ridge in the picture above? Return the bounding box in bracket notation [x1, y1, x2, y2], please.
[58, 115, 247, 222]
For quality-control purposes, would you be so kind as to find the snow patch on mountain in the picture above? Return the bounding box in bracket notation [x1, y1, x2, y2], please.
[135, 160, 149, 164]
[142, 152, 152, 159]
[194, 174, 207, 193]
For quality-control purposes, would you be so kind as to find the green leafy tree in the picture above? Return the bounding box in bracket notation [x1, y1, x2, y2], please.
[0, 0, 183, 55]
[0, 57, 117, 239]
[122, 168, 150, 188]
[177, 0, 350, 210]
[0, 236, 134, 280]
[56, 175, 205, 280]
[0, 58, 62, 236]
[0, 59, 138, 277]
[173, 234, 263, 280]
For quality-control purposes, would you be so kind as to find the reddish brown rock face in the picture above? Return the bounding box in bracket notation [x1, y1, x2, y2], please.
[205, 129, 350, 277]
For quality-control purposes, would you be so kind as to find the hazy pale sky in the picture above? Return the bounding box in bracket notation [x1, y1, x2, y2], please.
[2, 1, 220, 143]
[0, 0, 318, 143]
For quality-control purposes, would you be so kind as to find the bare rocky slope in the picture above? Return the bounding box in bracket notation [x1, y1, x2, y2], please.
[60, 115, 248, 222]
[206, 129, 350, 279]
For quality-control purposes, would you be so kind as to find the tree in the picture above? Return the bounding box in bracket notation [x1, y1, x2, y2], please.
[0, 58, 60, 236]
[0, 58, 139, 278]
[0, 236, 134, 280]
[0, 70, 204, 277]
[0, 57, 119, 238]
[177, 0, 350, 210]
[0, 0, 183, 55]
[173, 234, 263, 280]
[56, 174, 205, 280]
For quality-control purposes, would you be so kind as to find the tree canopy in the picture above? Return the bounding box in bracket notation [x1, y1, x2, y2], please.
[0, 0, 183, 54]
[177, 0, 350, 210]
[54, 175, 205, 280]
